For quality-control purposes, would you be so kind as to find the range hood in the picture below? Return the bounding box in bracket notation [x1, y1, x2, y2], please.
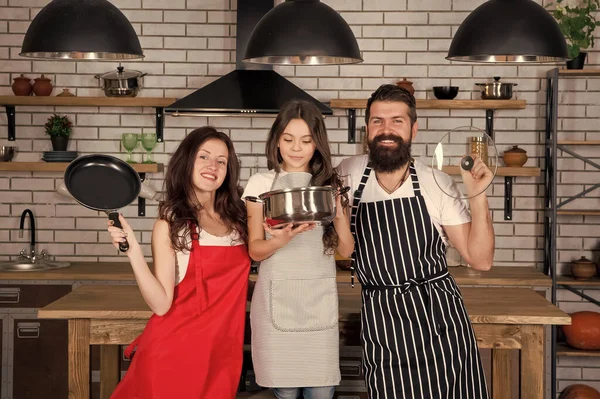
[165, 0, 332, 116]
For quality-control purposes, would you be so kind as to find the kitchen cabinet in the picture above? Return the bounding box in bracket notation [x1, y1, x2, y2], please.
[0, 284, 71, 399]
[543, 67, 600, 398]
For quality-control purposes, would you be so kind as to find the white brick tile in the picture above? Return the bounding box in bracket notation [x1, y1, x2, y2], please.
[208, 37, 235, 50]
[428, 65, 473, 78]
[383, 12, 428, 24]
[165, 62, 207, 76]
[186, 23, 228, 36]
[296, 65, 340, 77]
[165, 11, 207, 23]
[144, 75, 187, 88]
[408, 0, 451, 11]
[187, 50, 229, 63]
[363, 0, 406, 10]
[164, 36, 207, 50]
[356, 38, 384, 51]
[287, 77, 319, 90]
[111, 0, 142, 7]
[122, 9, 163, 22]
[340, 12, 384, 24]
[319, 78, 362, 90]
[363, 25, 406, 38]
[0, 7, 30, 19]
[143, 23, 185, 36]
[557, 367, 582, 380]
[138, 36, 164, 49]
[323, 0, 362, 10]
[11, 178, 54, 191]
[428, 12, 470, 24]
[406, 52, 449, 64]
[8, 20, 28, 33]
[384, 38, 428, 51]
[0, 60, 31, 73]
[142, 49, 187, 62]
[452, 0, 486, 10]
[407, 26, 451, 38]
[340, 65, 383, 77]
[207, 11, 235, 23]
[0, 33, 24, 46]
[362, 51, 406, 64]
[143, 0, 184, 8]
[187, 0, 229, 9]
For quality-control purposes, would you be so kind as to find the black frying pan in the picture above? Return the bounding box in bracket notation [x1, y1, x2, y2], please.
[64, 154, 141, 252]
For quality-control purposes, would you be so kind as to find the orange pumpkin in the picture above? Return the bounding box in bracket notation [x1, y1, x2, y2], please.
[559, 384, 600, 399]
[562, 311, 600, 350]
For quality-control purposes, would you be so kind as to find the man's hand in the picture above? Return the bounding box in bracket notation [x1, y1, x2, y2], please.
[460, 154, 493, 197]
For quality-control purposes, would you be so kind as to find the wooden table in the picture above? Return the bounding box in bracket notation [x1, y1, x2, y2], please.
[38, 284, 568, 399]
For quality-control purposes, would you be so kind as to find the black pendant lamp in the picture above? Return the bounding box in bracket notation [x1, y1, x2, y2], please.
[447, 0, 568, 63]
[20, 0, 143, 60]
[243, 0, 362, 65]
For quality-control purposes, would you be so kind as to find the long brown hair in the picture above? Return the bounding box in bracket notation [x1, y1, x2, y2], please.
[159, 127, 247, 251]
[265, 99, 349, 255]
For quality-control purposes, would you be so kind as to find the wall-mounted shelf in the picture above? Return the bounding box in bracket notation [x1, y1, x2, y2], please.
[558, 140, 600, 145]
[556, 210, 600, 216]
[330, 98, 529, 220]
[557, 68, 600, 76]
[0, 161, 163, 173]
[0, 96, 177, 143]
[556, 344, 600, 357]
[0, 162, 164, 216]
[557, 277, 600, 287]
[443, 166, 540, 177]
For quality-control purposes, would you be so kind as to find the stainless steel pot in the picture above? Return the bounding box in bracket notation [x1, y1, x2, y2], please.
[94, 66, 147, 97]
[475, 76, 517, 100]
[246, 186, 350, 228]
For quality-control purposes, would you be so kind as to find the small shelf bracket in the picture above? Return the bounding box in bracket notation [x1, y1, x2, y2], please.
[346, 109, 357, 143]
[5, 106, 15, 141]
[156, 107, 165, 143]
[138, 173, 146, 217]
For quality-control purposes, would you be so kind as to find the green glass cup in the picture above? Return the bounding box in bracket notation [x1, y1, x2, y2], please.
[121, 133, 139, 164]
[141, 132, 157, 164]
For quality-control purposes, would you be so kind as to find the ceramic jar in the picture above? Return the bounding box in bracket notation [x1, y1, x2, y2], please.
[11, 74, 32, 96]
[396, 78, 415, 95]
[571, 256, 596, 280]
[503, 145, 528, 167]
[32, 74, 53, 96]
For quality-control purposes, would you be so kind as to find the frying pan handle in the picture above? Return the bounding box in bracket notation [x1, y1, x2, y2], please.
[108, 212, 130, 252]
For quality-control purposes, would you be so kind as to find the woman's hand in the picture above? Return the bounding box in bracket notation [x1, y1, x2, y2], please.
[107, 214, 140, 252]
[263, 222, 316, 248]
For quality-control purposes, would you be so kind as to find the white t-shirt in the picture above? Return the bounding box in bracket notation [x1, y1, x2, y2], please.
[175, 228, 242, 285]
[336, 155, 471, 243]
[242, 169, 290, 199]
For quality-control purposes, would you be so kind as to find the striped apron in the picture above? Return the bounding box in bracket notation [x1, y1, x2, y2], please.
[350, 161, 489, 399]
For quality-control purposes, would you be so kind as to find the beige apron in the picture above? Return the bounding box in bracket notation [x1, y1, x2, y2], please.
[250, 171, 340, 388]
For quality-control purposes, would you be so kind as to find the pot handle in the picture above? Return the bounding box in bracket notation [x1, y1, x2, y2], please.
[138, 73, 148, 78]
[244, 196, 263, 204]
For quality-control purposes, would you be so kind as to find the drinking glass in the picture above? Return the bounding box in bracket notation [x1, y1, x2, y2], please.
[141, 133, 157, 164]
[121, 133, 139, 164]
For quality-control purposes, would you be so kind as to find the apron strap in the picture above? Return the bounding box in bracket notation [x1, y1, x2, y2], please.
[349, 163, 372, 287]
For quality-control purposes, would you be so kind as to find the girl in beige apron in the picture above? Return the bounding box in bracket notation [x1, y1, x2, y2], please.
[243, 100, 353, 399]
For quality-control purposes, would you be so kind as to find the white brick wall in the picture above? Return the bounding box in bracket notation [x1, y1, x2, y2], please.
[0, 0, 599, 392]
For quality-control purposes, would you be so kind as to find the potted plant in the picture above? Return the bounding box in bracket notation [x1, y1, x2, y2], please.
[547, 0, 600, 69]
[44, 114, 72, 151]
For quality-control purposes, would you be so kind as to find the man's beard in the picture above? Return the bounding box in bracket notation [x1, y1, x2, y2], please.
[368, 134, 412, 173]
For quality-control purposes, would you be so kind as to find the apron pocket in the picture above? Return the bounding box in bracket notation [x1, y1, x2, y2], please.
[269, 277, 338, 332]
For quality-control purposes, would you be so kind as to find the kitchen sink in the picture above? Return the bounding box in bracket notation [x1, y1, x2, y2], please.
[0, 260, 71, 272]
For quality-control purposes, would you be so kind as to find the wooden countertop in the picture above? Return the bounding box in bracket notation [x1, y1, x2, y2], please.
[0, 262, 551, 287]
[38, 284, 569, 326]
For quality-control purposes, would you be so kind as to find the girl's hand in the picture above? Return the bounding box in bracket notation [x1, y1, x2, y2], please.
[107, 214, 139, 251]
[263, 222, 316, 247]
[334, 187, 347, 220]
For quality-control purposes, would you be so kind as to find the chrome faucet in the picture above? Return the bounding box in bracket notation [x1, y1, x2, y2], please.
[18, 209, 47, 263]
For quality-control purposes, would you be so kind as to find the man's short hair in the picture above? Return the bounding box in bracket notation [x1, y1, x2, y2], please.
[365, 84, 417, 126]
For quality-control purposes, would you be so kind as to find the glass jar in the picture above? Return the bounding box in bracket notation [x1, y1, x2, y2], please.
[470, 136, 489, 166]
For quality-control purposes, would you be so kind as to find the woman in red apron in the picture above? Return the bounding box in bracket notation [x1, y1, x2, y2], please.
[107, 127, 251, 399]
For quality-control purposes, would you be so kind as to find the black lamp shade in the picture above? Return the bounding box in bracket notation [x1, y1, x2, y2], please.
[20, 0, 143, 60]
[243, 0, 362, 65]
[447, 0, 568, 63]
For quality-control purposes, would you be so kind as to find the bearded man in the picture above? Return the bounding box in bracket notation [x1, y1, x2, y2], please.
[337, 84, 494, 398]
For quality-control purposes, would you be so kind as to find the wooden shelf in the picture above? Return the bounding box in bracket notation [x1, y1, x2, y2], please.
[330, 99, 527, 110]
[558, 276, 600, 287]
[558, 140, 600, 145]
[0, 161, 163, 173]
[0, 96, 176, 107]
[556, 344, 600, 357]
[443, 166, 540, 177]
[557, 210, 600, 216]
[557, 69, 600, 76]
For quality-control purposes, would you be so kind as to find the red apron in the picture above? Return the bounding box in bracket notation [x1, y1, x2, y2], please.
[111, 228, 250, 399]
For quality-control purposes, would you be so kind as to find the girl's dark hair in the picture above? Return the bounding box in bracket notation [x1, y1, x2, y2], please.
[265, 99, 349, 255]
[159, 127, 247, 251]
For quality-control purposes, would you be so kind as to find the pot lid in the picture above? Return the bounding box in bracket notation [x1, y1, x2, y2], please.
[573, 256, 594, 264]
[505, 145, 527, 153]
[99, 66, 144, 80]
[476, 76, 517, 86]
